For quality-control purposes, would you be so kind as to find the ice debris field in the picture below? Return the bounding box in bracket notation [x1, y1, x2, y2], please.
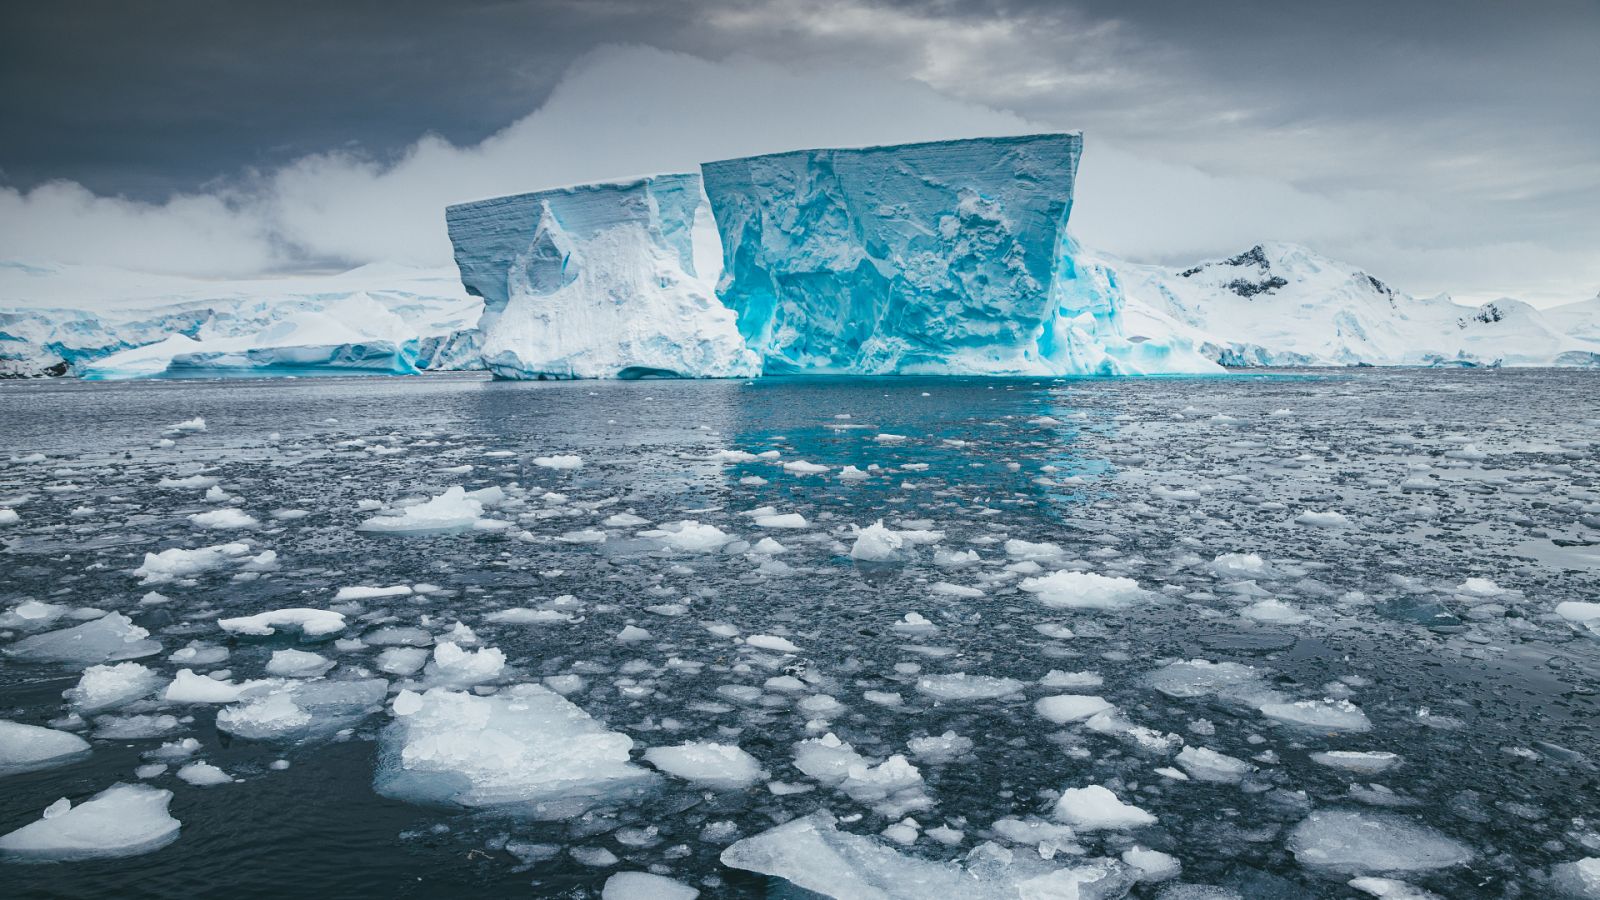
[1, 369, 1598, 898]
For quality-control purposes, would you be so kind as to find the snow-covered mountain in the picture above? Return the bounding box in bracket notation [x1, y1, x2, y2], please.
[0, 262, 482, 378]
[1106, 242, 1600, 368]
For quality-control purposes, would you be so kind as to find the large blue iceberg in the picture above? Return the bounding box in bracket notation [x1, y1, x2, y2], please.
[701, 134, 1215, 375]
[445, 175, 758, 379]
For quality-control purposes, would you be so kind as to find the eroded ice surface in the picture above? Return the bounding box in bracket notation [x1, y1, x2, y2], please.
[701, 134, 1220, 376]
[446, 175, 758, 380]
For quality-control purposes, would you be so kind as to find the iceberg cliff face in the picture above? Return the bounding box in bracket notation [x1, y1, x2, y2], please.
[700, 134, 1218, 376]
[445, 174, 759, 380]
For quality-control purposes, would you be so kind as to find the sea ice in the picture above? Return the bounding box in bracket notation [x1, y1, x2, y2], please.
[1053, 785, 1158, 830]
[1259, 698, 1372, 732]
[915, 673, 1025, 701]
[0, 720, 91, 776]
[218, 608, 346, 637]
[1021, 571, 1151, 610]
[602, 871, 699, 900]
[1035, 694, 1114, 724]
[1174, 746, 1253, 784]
[375, 684, 655, 817]
[639, 520, 734, 552]
[65, 662, 162, 711]
[5, 612, 161, 665]
[1287, 809, 1472, 875]
[133, 541, 257, 583]
[356, 486, 494, 533]
[0, 784, 180, 862]
[188, 508, 259, 529]
[643, 742, 765, 789]
[265, 649, 335, 678]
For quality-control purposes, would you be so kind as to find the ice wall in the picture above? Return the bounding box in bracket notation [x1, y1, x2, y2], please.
[700, 133, 1216, 375]
[445, 174, 758, 380]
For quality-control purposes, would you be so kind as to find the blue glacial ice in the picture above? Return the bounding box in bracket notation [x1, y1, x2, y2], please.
[445, 174, 759, 380]
[700, 133, 1220, 375]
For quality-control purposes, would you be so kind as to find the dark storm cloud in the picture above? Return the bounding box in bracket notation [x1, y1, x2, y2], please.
[0, 0, 1595, 302]
[0, 0, 685, 197]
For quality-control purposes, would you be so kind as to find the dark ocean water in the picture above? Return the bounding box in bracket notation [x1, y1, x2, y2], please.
[1, 370, 1597, 899]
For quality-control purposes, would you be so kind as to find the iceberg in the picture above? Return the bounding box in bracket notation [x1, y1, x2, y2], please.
[445, 174, 759, 379]
[700, 133, 1220, 375]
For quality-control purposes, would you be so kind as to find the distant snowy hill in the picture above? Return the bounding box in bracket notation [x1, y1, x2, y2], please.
[2, 242, 1595, 378]
[0, 262, 482, 378]
[1105, 242, 1600, 368]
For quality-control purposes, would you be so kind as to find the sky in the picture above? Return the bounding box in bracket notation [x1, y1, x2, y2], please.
[1, 0, 1596, 306]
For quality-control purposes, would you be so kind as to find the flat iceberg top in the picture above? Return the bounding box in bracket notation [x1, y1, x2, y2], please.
[702, 131, 1082, 168]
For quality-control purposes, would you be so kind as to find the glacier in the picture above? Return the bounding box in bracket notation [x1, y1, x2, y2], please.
[444, 174, 759, 380]
[700, 133, 1219, 376]
[0, 263, 481, 379]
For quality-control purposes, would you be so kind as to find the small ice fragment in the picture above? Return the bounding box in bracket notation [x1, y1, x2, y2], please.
[0, 784, 180, 861]
[1053, 785, 1157, 830]
[602, 871, 699, 900]
[1035, 694, 1114, 724]
[643, 742, 765, 789]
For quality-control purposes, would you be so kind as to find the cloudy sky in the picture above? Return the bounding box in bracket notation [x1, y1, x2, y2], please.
[2, 0, 1595, 305]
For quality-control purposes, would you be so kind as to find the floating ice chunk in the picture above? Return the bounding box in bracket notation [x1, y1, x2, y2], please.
[1287, 809, 1471, 875]
[603, 512, 650, 528]
[644, 742, 765, 789]
[1147, 659, 1279, 706]
[0, 720, 91, 775]
[375, 684, 655, 817]
[1549, 857, 1600, 898]
[1211, 553, 1268, 579]
[163, 669, 257, 704]
[175, 761, 233, 786]
[931, 582, 984, 598]
[0, 599, 68, 630]
[333, 584, 413, 601]
[721, 812, 1133, 900]
[167, 417, 206, 433]
[754, 513, 808, 529]
[0, 508, 19, 526]
[1556, 602, 1600, 636]
[1021, 571, 1151, 610]
[783, 460, 828, 475]
[640, 520, 735, 552]
[746, 634, 801, 654]
[375, 647, 430, 676]
[133, 541, 254, 583]
[1005, 538, 1065, 561]
[1241, 598, 1310, 625]
[934, 548, 980, 568]
[916, 673, 1024, 701]
[93, 713, 180, 739]
[357, 486, 494, 534]
[188, 508, 258, 529]
[906, 731, 973, 763]
[1035, 623, 1076, 640]
[616, 625, 652, 643]
[66, 662, 162, 711]
[424, 641, 505, 687]
[485, 608, 574, 625]
[218, 608, 346, 637]
[6, 613, 160, 665]
[1123, 846, 1182, 882]
[159, 474, 218, 489]
[1259, 698, 1372, 732]
[1174, 746, 1253, 784]
[1312, 751, 1401, 774]
[602, 871, 699, 900]
[1035, 694, 1114, 724]
[1053, 785, 1157, 830]
[1041, 670, 1103, 689]
[534, 454, 583, 470]
[892, 612, 938, 636]
[217, 679, 387, 742]
[1295, 511, 1350, 528]
[0, 784, 180, 861]
[266, 649, 335, 678]
[1348, 876, 1445, 899]
[849, 520, 907, 562]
